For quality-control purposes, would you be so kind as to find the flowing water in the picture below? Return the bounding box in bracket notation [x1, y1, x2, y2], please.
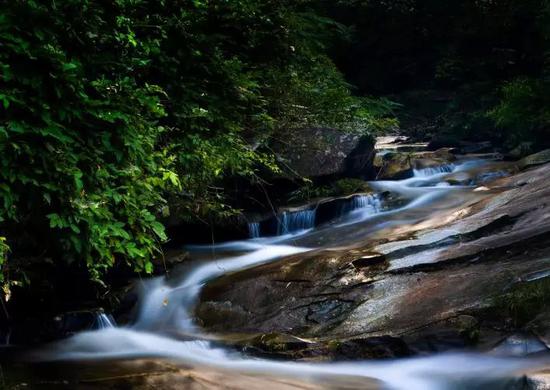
[248, 222, 261, 238]
[276, 209, 317, 235]
[26, 157, 550, 389]
[92, 313, 117, 330]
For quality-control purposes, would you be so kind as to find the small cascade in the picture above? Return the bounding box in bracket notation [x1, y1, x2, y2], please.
[413, 163, 455, 177]
[277, 209, 316, 235]
[248, 222, 260, 239]
[93, 312, 116, 330]
[340, 194, 382, 217]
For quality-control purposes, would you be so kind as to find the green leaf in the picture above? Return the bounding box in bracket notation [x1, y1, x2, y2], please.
[144, 261, 153, 273]
[151, 221, 167, 241]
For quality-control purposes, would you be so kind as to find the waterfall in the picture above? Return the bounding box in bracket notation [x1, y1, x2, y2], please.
[349, 194, 381, 213]
[93, 313, 116, 330]
[33, 156, 547, 390]
[277, 209, 316, 235]
[413, 163, 455, 177]
[248, 222, 260, 238]
[339, 194, 382, 217]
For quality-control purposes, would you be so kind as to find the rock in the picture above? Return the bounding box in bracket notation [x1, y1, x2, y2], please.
[525, 308, 550, 348]
[196, 161, 550, 352]
[4, 359, 327, 390]
[376, 135, 410, 146]
[15, 308, 118, 342]
[163, 209, 251, 246]
[274, 128, 376, 179]
[197, 250, 373, 335]
[196, 301, 252, 329]
[507, 142, 534, 159]
[157, 250, 189, 271]
[330, 336, 411, 360]
[373, 151, 414, 179]
[525, 373, 550, 390]
[246, 332, 313, 354]
[373, 148, 456, 179]
[351, 253, 387, 269]
[490, 333, 549, 357]
[442, 161, 517, 186]
[255, 187, 378, 234]
[518, 149, 550, 170]
[306, 299, 355, 324]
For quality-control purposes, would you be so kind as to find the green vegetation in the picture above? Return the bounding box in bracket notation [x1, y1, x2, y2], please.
[0, 1, 392, 293]
[324, 0, 550, 148]
[489, 78, 550, 148]
[494, 278, 550, 327]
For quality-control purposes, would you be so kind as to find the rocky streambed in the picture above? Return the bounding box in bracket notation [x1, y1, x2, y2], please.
[4, 145, 550, 389]
[198, 157, 550, 354]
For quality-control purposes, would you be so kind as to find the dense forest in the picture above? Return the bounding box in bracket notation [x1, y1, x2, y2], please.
[1, 0, 549, 306]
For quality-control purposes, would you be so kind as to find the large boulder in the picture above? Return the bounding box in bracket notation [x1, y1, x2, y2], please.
[373, 148, 456, 179]
[518, 149, 550, 170]
[274, 128, 376, 179]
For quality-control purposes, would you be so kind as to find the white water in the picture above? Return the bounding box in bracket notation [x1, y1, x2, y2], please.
[42, 328, 543, 390]
[413, 163, 455, 177]
[248, 222, 260, 238]
[93, 313, 116, 330]
[277, 209, 316, 235]
[132, 244, 310, 332]
[335, 162, 471, 227]
[340, 193, 382, 217]
[33, 159, 549, 389]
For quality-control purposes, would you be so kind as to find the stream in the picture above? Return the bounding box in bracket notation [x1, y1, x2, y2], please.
[24, 156, 550, 389]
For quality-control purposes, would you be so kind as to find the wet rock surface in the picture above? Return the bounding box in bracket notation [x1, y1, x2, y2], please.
[373, 148, 456, 179]
[197, 161, 550, 355]
[518, 149, 550, 170]
[3, 359, 337, 390]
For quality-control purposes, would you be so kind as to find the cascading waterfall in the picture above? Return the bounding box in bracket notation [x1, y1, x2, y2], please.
[276, 209, 316, 235]
[33, 157, 549, 390]
[93, 313, 116, 330]
[339, 194, 382, 217]
[248, 222, 260, 238]
[413, 163, 455, 177]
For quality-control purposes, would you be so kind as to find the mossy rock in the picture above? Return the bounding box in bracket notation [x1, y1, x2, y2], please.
[373, 148, 456, 179]
[374, 152, 414, 179]
[518, 149, 550, 170]
[288, 178, 373, 204]
[247, 332, 312, 353]
[330, 336, 412, 360]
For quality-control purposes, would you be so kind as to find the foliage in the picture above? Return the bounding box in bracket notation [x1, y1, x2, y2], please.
[0, 237, 8, 283]
[322, 0, 550, 149]
[494, 278, 550, 327]
[0, 1, 179, 284]
[488, 78, 550, 146]
[0, 0, 391, 289]
[487, 0, 550, 148]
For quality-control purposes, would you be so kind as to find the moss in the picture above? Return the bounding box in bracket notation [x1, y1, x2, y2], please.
[332, 178, 372, 195]
[288, 178, 372, 203]
[327, 340, 342, 351]
[493, 277, 550, 328]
